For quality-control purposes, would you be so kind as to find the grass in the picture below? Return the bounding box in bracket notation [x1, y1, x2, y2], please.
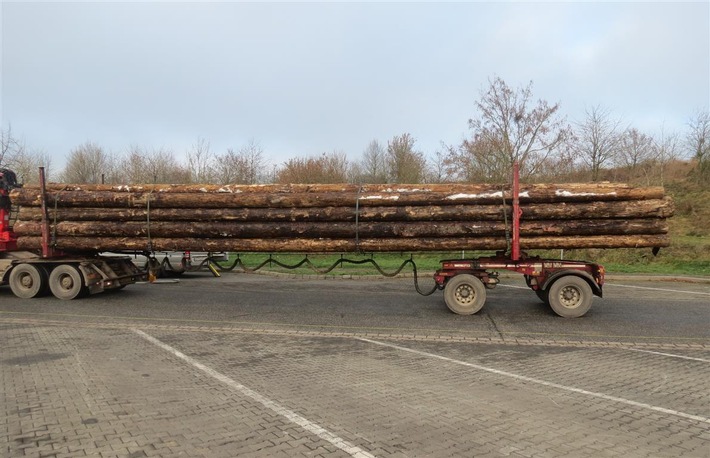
[216, 252, 456, 275]
[215, 246, 709, 278]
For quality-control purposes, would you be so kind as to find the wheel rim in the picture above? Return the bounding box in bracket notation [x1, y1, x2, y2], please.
[58, 274, 75, 291]
[455, 284, 476, 305]
[10, 265, 46, 298]
[558, 285, 582, 308]
[49, 265, 84, 300]
[19, 273, 35, 289]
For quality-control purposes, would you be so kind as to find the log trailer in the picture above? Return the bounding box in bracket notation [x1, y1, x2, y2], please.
[433, 163, 604, 318]
[0, 168, 144, 300]
[2, 164, 605, 317]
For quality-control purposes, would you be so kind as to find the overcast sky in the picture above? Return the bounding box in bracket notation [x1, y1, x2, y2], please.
[1, 1, 709, 170]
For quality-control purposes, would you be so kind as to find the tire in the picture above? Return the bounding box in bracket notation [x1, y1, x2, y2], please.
[535, 289, 549, 304]
[443, 274, 487, 315]
[49, 264, 85, 300]
[9, 264, 48, 299]
[547, 275, 593, 318]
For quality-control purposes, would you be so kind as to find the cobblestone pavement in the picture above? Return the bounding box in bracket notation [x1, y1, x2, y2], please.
[2, 322, 709, 457]
[1, 276, 709, 457]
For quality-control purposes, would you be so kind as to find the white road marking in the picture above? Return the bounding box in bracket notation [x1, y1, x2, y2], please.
[628, 348, 710, 363]
[500, 282, 710, 297]
[606, 283, 710, 296]
[356, 337, 710, 425]
[132, 329, 376, 458]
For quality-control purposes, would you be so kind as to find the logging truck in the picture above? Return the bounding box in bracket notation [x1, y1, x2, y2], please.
[0, 168, 144, 300]
[1, 164, 620, 317]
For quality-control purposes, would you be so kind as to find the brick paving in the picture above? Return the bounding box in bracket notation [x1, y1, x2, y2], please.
[2, 321, 709, 457]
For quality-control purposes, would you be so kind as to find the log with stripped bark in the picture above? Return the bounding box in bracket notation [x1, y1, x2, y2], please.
[11, 184, 666, 208]
[16, 198, 674, 222]
[12, 219, 668, 239]
[16, 235, 671, 253]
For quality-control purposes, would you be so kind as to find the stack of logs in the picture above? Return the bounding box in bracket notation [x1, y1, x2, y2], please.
[9, 182, 673, 253]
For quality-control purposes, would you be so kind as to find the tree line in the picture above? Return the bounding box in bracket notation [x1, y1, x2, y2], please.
[2, 77, 709, 187]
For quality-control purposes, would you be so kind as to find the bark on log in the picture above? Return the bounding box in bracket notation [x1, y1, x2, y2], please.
[35, 181, 661, 196]
[15, 234, 671, 252]
[11, 179, 672, 254]
[11, 186, 666, 208]
[12, 219, 668, 239]
[16, 198, 674, 222]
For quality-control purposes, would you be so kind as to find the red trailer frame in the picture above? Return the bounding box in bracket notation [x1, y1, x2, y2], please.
[432, 163, 605, 318]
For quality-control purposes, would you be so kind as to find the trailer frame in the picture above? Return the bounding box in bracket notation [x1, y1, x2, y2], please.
[432, 163, 605, 318]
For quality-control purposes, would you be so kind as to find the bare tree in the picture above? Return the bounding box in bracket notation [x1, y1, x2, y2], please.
[535, 148, 580, 183]
[687, 109, 710, 184]
[187, 137, 215, 183]
[61, 142, 116, 183]
[214, 139, 266, 184]
[426, 147, 450, 183]
[571, 105, 624, 181]
[652, 127, 681, 186]
[386, 133, 426, 183]
[615, 128, 657, 184]
[121, 146, 190, 184]
[358, 140, 388, 183]
[6, 148, 53, 184]
[277, 151, 350, 184]
[1, 125, 25, 167]
[447, 76, 570, 182]
[443, 138, 494, 182]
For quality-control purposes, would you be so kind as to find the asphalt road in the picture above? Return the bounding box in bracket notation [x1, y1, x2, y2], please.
[1, 272, 708, 345]
[1, 273, 709, 457]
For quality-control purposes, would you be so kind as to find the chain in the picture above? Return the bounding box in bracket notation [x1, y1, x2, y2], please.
[161, 254, 439, 296]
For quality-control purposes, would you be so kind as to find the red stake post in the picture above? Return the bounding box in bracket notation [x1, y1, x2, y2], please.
[511, 162, 522, 261]
[39, 166, 52, 258]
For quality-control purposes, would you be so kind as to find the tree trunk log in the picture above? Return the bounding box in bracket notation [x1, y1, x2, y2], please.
[11, 185, 665, 208]
[16, 198, 674, 222]
[36, 181, 662, 196]
[16, 234, 670, 252]
[13, 219, 668, 239]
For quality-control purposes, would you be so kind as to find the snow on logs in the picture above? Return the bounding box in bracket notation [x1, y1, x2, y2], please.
[10, 182, 673, 253]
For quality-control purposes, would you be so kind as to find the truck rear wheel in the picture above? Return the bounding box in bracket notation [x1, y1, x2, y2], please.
[443, 274, 486, 315]
[49, 264, 85, 300]
[548, 275, 592, 318]
[9, 264, 47, 298]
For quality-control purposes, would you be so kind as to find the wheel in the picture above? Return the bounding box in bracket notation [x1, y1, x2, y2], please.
[443, 274, 487, 315]
[547, 276, 593, 318]
[9, 264, 48, 298]
[48, 264, 85, 300]
[535, 288, 549, 304]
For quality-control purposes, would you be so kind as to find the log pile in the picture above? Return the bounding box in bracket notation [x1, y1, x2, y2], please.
[9, 182, 673, 253]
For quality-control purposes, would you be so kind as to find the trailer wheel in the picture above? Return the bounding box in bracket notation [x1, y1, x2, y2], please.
[443, 274, 486, 315]
[49, 265, 85, 300]
[548, 275, 592, 318]
[9, 264, 47, 299]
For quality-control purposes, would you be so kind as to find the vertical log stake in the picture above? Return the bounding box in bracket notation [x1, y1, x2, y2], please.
[512, 162, 522, 261]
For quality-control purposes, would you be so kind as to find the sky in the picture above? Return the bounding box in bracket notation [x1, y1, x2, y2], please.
[1, 1, 709, 171]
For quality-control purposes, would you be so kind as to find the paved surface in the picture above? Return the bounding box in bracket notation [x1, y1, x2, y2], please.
[1, 272, 709, 457]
